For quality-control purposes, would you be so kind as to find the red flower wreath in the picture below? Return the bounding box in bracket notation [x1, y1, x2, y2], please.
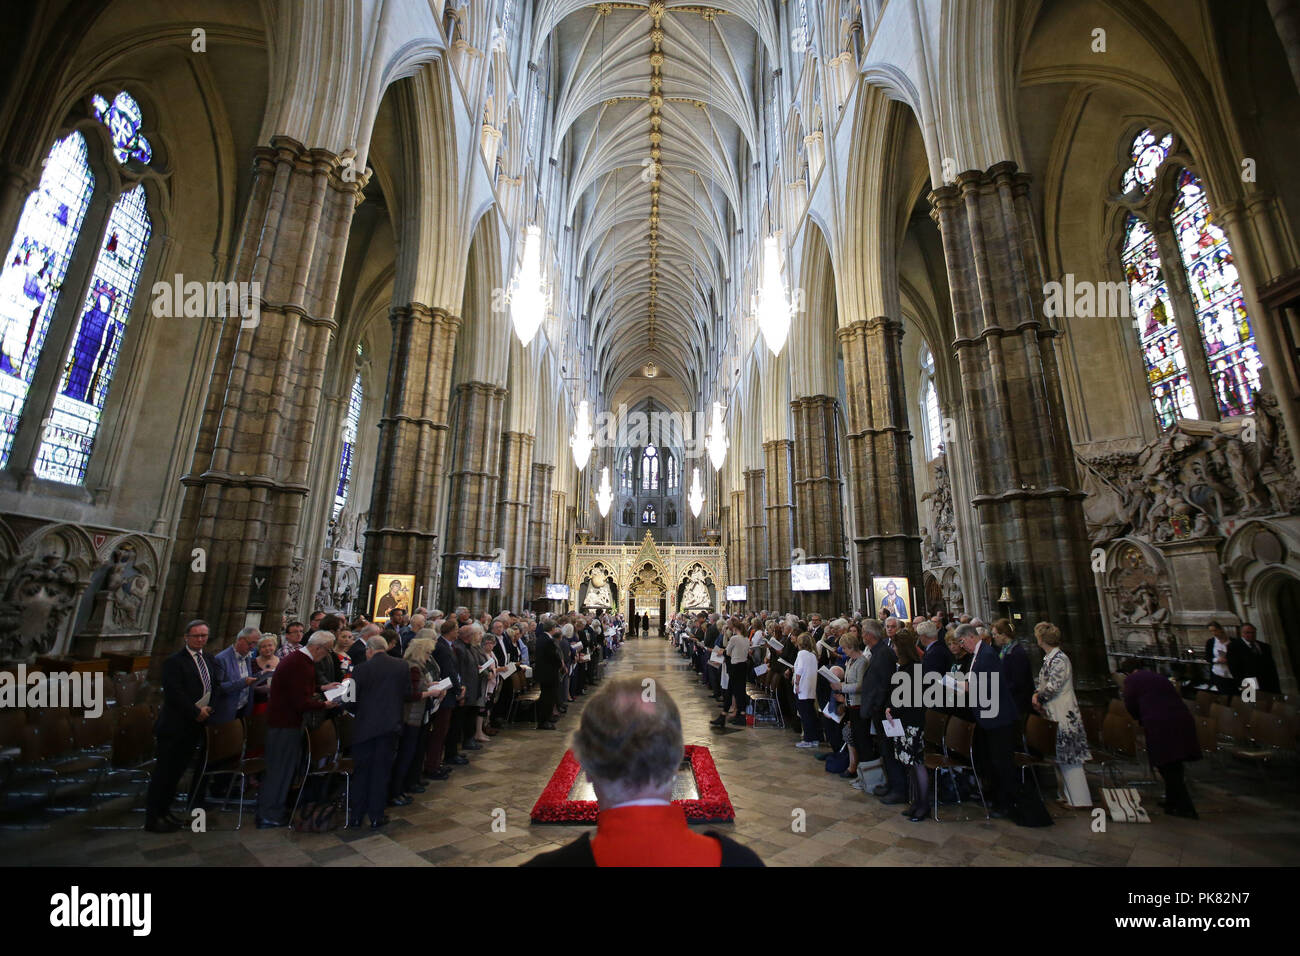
[530, 745, 735, 824]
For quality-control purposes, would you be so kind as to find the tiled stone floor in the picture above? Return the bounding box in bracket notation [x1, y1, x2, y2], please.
[8, 638, 1300, 866]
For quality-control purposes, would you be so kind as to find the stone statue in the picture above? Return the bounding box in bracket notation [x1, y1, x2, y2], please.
[681, 566, 710, 610]
[1219, 435, 1269, 514]
[0, 554, 80, 663]
[585, 567, 613, 609]
[313, 562, 332, 612]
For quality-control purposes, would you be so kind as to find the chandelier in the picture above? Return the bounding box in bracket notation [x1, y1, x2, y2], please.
[687, 466, 705, 518]
[596, 466, 613, 517]
[757, 235, 791, 355]
[509, 224, 549, 345]
[570, 399, 595, 471]
[705, 401, 728, 470]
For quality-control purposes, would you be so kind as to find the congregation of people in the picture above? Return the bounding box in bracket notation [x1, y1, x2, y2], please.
[144, 605, 627, 832]
[669, 605, 1262, 824]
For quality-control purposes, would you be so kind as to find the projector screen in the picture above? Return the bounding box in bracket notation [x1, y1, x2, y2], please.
[725, 585, 747, 601]
[791, 563, 831, 591]
[457, 560, 502, 589]
[545, 583, 570, 600]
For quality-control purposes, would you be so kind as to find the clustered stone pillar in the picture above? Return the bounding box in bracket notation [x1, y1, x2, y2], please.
[164, 136, 362, 648]
[439, 382, 506, 610]
[930, 161, 1105, 683]
[729, 488, 746, 597]
[791, 395, 850, 612]
[527, 462, 555, 605]
[763, 439, 796, 612]
[361, 304, 461, 608]
[744, 468, 767, 608]
[838, 317, 923, 611]
[496, 430, 534, 611]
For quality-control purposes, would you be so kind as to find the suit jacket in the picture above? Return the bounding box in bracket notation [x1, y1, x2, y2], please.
[351, 651, 415, 745]
[998, 641, 1033, 718]
[921, 639, 953, 681]
[1226, 637, 1280, 694]
[157, 647, 222, 739]
[858, 642, 897, 725]
[212, 646, 255, 724]
[348, 638, 369, 672]
[969, 642, 1018, 728]
[534, 632, 563, 683]
[433, 636, 462, 703]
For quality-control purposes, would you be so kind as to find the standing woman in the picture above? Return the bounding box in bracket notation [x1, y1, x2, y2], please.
[1120, 658, 1201, 818]
[470, 628, 495, 744]
[1031, 622, 1093, 809]
[792, 632, 821, 747]
[992, 619, 1032, 723]
[887, 629, 929, 821]
[830, 632, 867, 782]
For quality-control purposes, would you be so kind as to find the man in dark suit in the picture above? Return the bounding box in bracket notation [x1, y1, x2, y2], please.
[959, 623, 1020, 817]
[1228, 622, 1281, 694]
[431, 619, 466, 767]
[350, 635, 426, 829]
[860, 620, 906, 803]
[919, 621, 953, 680]
[145, 620, 223, 832]
[534, 621, 563, 730]
[524, 678, 762, 867]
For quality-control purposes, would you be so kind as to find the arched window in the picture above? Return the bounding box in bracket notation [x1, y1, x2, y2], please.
[1117, 128, 1260, 430]
[641, 444, 658, 491]
[620, 451, 633, 492]
[0, 133, 94, 470]
[641, 503, 657, 526]
[665, 451, 678, 492]
[919, 347, 942, 460]
[333, 370, 363, 519]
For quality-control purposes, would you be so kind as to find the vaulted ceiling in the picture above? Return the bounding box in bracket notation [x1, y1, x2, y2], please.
[534, 1, 774, 407]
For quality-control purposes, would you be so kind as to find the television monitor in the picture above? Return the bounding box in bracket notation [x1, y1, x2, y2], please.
[725, 585, 747, 601]
[791, 562, 831, 591]
[457, 559, 502, 589]
[545, 583, 570, 600]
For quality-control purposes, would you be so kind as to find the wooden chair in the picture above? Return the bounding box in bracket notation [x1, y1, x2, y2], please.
[1231, 713, 1295, 772]
[291, 720, 351, 826]
[1193, 690, 1220, 717]
[923, 716, 987, 822]
[1014, 714, 1056, 800]
[1193, 716, 1218, 764]
[1106, 698, 1129, 719]
[1210, 704, 1249, 745]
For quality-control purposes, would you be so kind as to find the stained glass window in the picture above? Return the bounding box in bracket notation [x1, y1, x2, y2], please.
[334, 370, 363, 519]
[641, 503, 657, 525]
[1171, 169, 1261, 418]
[920, 347, 942, 459]
[0, 133, 94, 469]
[1122, 213, 1197, 429]
[35, 185, 152, 484]
[1121, 129, 1171, 197]
[641, 444, 659, 490]
[666, 451, 678, 491]
[620, 451, 633, 492]
[91, 91, 153, 165]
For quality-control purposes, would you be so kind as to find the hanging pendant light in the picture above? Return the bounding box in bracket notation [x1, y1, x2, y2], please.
[596, 466, 613, 517]
[687, 466, 705, 518]
[570, 399, 595, 471]
[757, 235, 791, 355]
[509, 224, 548, 345]
[705, 401, 728, 470]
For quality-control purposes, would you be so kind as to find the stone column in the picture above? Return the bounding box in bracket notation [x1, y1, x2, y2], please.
[763, 439, 796, 612]
[361, 304, 461, 608]
[439, 382, 506, 610]
[838, 317, 923, 612]
[496, 430, 534, 610]
[164, 136, 362, 645]
[527, 462, 555, 605]
[729, 487, 746, 596]
[791, 395, 850, 611]
[744, 468, 768, 609]
[930, 161, 1105, 684]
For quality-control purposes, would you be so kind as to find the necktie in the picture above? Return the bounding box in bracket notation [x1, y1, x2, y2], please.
[194, 651, 210, 692]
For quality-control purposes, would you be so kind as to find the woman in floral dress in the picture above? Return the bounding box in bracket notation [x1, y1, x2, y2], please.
[1031, 622, 1093, 808]
[887, 630, 929, 822]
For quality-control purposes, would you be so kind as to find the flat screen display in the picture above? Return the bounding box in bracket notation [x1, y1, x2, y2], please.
[545, 583, 570, 600]
[791, 563, 831, 591]
[457, 560, 502, 589]
[725, 585, 747, 601]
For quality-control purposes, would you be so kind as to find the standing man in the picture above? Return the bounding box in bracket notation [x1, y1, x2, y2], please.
[860, 620, 906, 804]
[277, 621, 305, 659]
[534, 620, 563, 730]
[350, 635, 427, 829]
[145, 620, 221, 832]
[428, 619, 464, 774]
[257, 633, 339, 828]
[959, 623, 1020, 818]
[212, 627, 260, 725]
[1228, 622, 1281, 694]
